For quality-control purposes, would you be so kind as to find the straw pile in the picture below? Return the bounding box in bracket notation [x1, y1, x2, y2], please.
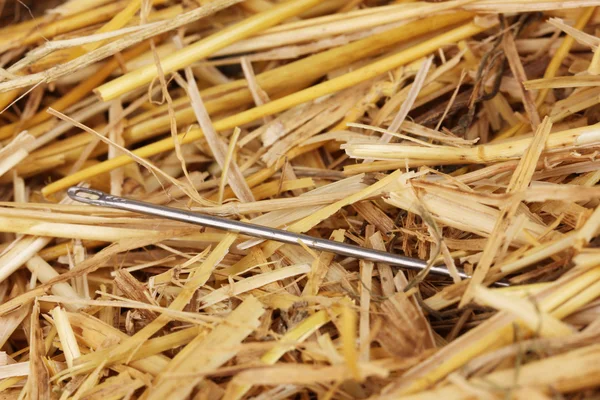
[1, 0, 600, 398]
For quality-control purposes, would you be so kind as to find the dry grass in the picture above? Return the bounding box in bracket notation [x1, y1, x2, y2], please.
[0, 0, 600, 399]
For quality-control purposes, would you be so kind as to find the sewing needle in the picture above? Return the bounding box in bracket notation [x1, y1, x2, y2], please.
[67, 186, 502, 284]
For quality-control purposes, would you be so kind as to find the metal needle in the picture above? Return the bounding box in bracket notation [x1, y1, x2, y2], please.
[68, 187, 483, 281]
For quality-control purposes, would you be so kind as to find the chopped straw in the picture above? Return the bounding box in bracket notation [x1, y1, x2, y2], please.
[0, 1, 599, 399]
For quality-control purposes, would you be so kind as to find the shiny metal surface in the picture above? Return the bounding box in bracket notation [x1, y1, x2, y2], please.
[67, 186, 492, 282]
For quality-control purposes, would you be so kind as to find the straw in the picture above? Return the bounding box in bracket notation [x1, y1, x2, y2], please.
[0, 0, 599, 398]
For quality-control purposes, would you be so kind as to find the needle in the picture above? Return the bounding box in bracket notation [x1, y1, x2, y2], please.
[67, 186, 505, 284]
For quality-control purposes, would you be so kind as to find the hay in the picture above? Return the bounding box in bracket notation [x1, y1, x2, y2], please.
[0, 0, 600, 398]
